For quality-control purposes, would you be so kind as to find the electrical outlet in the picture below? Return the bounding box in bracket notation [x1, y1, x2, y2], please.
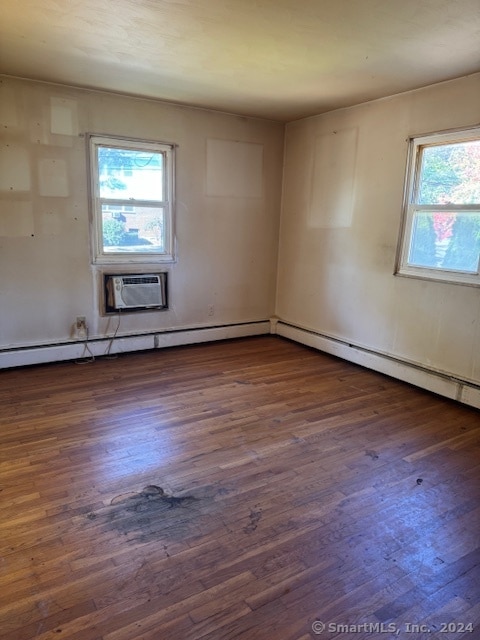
[74, 316, 87, 340]
[207, 305, 214, 317]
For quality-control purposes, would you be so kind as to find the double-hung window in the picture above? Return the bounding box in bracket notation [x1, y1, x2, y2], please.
[396, 127, 480, 286]
[89, 135, 175, 263]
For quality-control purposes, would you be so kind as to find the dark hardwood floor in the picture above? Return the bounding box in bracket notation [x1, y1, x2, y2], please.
[0, 336, 479, 640]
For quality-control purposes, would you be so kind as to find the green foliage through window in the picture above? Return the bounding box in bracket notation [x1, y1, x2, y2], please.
[398, 128, 480, 285]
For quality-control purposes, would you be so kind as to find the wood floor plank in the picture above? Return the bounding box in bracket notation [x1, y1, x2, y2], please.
[1, 336, 479, 639]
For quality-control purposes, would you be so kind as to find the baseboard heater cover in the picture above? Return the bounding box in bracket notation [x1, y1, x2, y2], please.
[0, 322, 270, 369]
[275, 320, 480, 410]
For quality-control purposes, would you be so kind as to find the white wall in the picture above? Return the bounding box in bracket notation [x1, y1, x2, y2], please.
[276, 73, 480, 389]
[0, 77, 284, 353]
[2, 72, 479, 407]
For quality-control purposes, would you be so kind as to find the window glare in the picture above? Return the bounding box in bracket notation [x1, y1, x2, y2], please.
[98, 147, 164, 201]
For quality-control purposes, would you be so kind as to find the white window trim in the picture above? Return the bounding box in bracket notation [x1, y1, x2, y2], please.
[396, 126, 480, 287]
[88, 134, 176, 265]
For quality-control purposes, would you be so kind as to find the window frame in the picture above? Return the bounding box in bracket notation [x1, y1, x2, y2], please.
[396, 126, 480, 287]
[88, 134, 176, 265]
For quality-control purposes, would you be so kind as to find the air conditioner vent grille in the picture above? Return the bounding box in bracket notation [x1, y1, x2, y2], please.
[122, 276, 159, 285]
[105, 273, 167, 312]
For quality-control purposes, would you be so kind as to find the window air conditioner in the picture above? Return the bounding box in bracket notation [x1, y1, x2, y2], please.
[107, 274, 167, 310]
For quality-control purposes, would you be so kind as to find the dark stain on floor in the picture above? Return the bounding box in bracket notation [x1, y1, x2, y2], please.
[243, 506, 262, 534]
[111, 484, 198, 509]
[85, 485, 202, 543]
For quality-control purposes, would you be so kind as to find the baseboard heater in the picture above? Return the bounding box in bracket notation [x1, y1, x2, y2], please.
[273, 319, 480, 410]
[0, 321, 271, 369]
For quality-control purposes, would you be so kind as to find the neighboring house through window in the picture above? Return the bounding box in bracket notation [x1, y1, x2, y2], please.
[88, 135, 175, 264]
[396, 126, 480, 286]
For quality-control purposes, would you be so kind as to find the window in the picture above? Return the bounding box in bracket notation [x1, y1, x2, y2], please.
[396, 127, 480, 286]
[88, 135, 175, 263]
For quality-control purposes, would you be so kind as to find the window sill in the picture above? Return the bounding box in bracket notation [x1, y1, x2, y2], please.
[394, 267, 480, 288]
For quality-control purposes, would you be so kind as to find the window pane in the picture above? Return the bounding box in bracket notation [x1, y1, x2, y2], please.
[101, 205, 165, 253]
[408, 211, 480, 273]
[418, 140, 480, 205]
[98, 147, 164, 201]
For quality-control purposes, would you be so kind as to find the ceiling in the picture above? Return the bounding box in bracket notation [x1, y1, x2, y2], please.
[1, 0, 480, 122]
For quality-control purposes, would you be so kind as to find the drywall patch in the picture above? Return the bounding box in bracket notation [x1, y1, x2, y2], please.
[0, 144, 30, 192]
[38, 158, 69, 197]
[0, 201, 34, 237]
[206, 138, 263, 198]
[309, 128, 358, 228]
[0, 84, 19, 127]
[39, 206, 64, 235]
[50, 97, 79, 136]
[29, 106, 53, 145]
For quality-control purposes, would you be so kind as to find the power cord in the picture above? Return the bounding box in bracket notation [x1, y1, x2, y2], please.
[75, 327, 95, 364]
[104, 313, 121, 359]
[74, 313, 122, 364]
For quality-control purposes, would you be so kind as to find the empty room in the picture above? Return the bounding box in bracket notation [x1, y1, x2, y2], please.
[0, 1, 479, 639]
